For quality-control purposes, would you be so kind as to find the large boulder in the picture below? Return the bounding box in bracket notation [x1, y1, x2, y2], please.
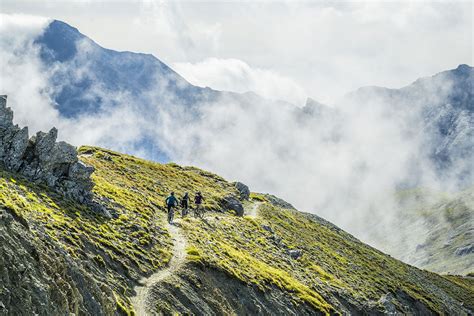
[233, 181, 250, 200]
[221, 195, 244, 216]
[0, 96, 95, 205]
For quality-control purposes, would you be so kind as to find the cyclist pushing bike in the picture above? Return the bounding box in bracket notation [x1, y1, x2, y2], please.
[194, 192, 205, 218]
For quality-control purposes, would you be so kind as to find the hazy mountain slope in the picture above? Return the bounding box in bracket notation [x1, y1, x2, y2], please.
[339, 64, 473, 187]
[29, 20, 473, 185]
[375, 187, 474, 275]
[35, 20, 214, 118]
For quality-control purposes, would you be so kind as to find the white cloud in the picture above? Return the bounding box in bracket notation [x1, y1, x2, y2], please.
[152, 72, 467, 249]
[0, 13, 59, 134]
[1, 2, 471, 103]
[173, 58, 307, 105]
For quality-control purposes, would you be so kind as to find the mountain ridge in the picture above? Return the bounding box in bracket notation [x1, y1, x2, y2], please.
[26, 20, 474, 187]
[341, 64, 472, 100]
[0, 97, 473, 315]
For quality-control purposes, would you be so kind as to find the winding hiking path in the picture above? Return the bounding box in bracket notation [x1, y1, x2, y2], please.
[132, 202, 259, 314]
[131, 219, 187, 315]
[247, 202, 261, 218]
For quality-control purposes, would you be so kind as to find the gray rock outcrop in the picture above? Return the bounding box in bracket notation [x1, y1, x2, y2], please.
[0, 207, 116, 315]
[0, 95, 94, 203]
[220, 195, 244, 216]
[288, 249, 303, 260]
[233, 181, 250, 200]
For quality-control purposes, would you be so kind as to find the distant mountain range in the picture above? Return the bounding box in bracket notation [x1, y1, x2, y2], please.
[338, 64, 473, 187]
[33, 20, 472, 188]
[35, 20, 216, 117]
[34, 20, 282, 160]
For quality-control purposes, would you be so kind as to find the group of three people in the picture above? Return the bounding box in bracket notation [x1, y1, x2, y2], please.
[165, 191, 204, 224]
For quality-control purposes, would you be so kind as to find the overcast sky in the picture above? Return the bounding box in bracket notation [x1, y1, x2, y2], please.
[0, 0, 472, 104]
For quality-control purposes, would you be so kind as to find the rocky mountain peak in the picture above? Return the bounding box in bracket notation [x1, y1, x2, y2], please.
[0, 95, 94, 203]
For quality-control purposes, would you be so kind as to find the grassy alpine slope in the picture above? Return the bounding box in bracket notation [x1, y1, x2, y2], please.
[1, 146, 473, 315]
[391, 187, 474, 275]
[0, 146, 238, 314]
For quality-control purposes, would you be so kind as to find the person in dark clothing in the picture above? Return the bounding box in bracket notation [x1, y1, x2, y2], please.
[181, 192, 189, 217]
[165, 192, 178, 224]
[194, 192, 204, 218]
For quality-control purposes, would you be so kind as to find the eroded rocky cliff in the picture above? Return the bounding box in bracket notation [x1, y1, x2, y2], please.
[0, 95, 94, 204]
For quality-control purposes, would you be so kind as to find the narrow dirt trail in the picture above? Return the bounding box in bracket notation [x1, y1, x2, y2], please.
[247, 202, 261, 218]
[131, 219, 187, 315]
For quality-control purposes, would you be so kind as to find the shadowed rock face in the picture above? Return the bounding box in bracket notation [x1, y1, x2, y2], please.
[233, 181, 250, 200]
[220, 195, 244, 216]
[0, 207, 116, 315]
[0, 95, 94, 203]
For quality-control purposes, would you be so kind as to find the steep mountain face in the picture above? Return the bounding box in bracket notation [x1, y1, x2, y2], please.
[32, 20, 283, 161]
[35, 20, 214, 118]
[374, 187, 474, 276]
[1, 100, 473, 315]
[338, 64, 473, 187]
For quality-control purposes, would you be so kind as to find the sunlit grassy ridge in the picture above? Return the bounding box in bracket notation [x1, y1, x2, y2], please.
[0, 166, 172, 312]
[181, 197, 474, 314]
[79, 146, 238, 213]
[0, 146, 238, 313]
[1, 146, 472, 314]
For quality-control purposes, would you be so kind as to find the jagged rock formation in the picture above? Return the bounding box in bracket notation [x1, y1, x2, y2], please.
[0, 95, 94, 203]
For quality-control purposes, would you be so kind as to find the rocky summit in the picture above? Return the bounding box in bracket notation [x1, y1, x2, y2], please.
[0, 95, 94, 204]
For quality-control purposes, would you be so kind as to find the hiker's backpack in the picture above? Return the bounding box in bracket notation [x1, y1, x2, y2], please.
[195, 195, 202, 204]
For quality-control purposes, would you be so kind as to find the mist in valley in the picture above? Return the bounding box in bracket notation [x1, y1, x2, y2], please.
[0, 10, 472, 264]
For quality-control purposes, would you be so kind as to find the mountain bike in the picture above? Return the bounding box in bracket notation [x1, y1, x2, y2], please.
[194, 204, 204, 218]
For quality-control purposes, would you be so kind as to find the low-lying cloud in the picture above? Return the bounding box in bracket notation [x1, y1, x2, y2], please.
[0, 14, 59, 133]
[173, 58, 307, 105]
[0, 13, 471, 259]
